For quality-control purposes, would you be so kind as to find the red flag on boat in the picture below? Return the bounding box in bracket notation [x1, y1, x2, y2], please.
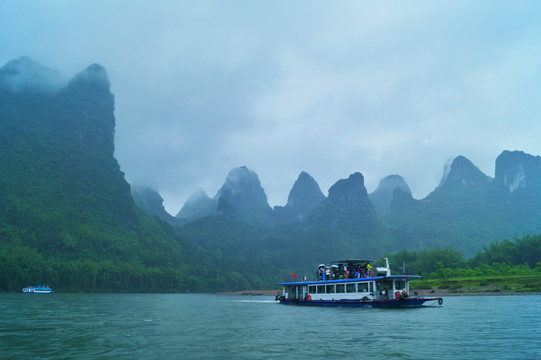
[291, 273, 296, 278]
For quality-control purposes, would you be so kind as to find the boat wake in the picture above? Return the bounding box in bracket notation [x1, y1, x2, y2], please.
[234, 299, 276, 304]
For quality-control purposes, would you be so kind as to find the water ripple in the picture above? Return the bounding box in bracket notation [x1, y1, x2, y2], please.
[0, 293, 540, 359]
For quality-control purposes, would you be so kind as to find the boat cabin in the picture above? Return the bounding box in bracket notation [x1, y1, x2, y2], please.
[280, 259, 418, 302]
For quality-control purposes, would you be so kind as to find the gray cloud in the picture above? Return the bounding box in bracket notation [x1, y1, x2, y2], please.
[2, 1, 541, 213]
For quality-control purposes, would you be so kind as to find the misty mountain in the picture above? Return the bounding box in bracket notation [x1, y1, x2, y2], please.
[369, 175, 411, 216]
[0, 56, 66, 94]
[383, 156, 494, 253]
[168, 151, 541, 258]
[7, 57, 541, 293]
[1, 59, 128, 231]
[0, 57, 281, 292]
[174, 166, 274, 228]
[136, 148, 541, 279]
[383, 152, 541, 255]
[307, 172, 378, 238]
[131, 185, 186, 226]
[175, 188, 215, 220]
[273, 171, 325, 224]
[494, 150, 541, 193]
[433, 155, 492, 194]
[175, 170, 326, 227]
[491, 151, 541, 233]
[0, 57, 190, 289]
[215, 166, 274, 227]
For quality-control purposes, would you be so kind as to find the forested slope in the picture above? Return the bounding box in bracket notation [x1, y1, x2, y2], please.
[0, 58, 279, 292]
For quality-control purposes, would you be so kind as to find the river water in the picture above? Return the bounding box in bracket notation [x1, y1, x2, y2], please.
[0, 293, 539, 359]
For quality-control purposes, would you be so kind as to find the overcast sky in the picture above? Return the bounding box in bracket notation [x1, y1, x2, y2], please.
[2, 1, 541, 214]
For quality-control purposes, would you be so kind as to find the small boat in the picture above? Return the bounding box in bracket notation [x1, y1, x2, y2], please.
[21, 285, 53, 294]
[276, 258, 442, 307]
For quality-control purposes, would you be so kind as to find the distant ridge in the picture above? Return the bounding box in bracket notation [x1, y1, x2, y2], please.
[131, 185, 186, 226]
[0, 56, 66, 94]
[176, 188, 215, 219]
[7, 55, 540, 292]
[494, 150, 541, 193]
[273, 171, 325, 223]
[308, 172, 378, 237]
[436, 156, 492, 192]
[1, 56, 279, 293]
[369, 175, 411, 216]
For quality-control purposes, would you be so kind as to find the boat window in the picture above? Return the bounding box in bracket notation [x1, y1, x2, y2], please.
[317, 285, 325, 294]
[358, 282, 368, 292]
[395, 280, 406, 290]
[336, 284, 345, 293]
[369, 282, 374, 293]
[309, 285, 316, 294]
[346, 284, 356, 293]
[286, 286, 296, 298]
[326, 284, 335, 294]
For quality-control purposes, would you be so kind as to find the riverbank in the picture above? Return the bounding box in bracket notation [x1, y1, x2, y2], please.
[220, 288, 541, 297]
[220, 290, 280, 296]
[220, 274, 541, 296]
[411, 274, 541, 294]
[413, 289, 540, 296]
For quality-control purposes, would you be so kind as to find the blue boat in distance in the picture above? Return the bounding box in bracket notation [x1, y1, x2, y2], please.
[276, 258, 442, 307]
[21, 285, 53, 294]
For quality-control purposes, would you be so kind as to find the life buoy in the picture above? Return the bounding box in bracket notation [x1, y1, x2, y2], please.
[438, 298, 443, 305]
[369, 270, 375, 277]
[344, 270, 349, 278]
[306, 294, 312, 302]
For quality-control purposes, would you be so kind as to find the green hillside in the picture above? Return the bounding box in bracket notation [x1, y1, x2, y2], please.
[0, 58, 278, 292]
[2, 57, 540, 293]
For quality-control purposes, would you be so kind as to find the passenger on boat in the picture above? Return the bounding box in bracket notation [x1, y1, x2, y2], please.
[363, 264, 373, 277]
[318, 265, 327, 280]
[334, 265, 341, 279]
[338, 264, 345, 279]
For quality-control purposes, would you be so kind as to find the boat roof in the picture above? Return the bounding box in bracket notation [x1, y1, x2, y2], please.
[279, 274, 421, 286]
[330, 259, 376, 264]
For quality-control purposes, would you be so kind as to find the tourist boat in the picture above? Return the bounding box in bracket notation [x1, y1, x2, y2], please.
[276, 259, 442, 307]
[21, 285, 53, 294]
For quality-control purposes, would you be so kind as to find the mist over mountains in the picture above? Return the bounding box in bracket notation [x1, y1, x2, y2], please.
[2, 56, 541, 292]
[0, 56, 66, 94]
[135, 149, 541, 257]
[0, 57, 278, 292]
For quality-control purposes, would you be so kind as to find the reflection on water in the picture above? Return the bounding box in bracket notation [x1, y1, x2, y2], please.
[0, 293, 539, 359]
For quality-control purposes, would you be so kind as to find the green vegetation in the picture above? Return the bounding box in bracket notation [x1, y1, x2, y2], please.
[0, 63, 281, 293]
[1, 59, 540, 294]
[382, 235, 541, 293]
[411, 274, 541, 294]
[383, 153, 541, 257]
